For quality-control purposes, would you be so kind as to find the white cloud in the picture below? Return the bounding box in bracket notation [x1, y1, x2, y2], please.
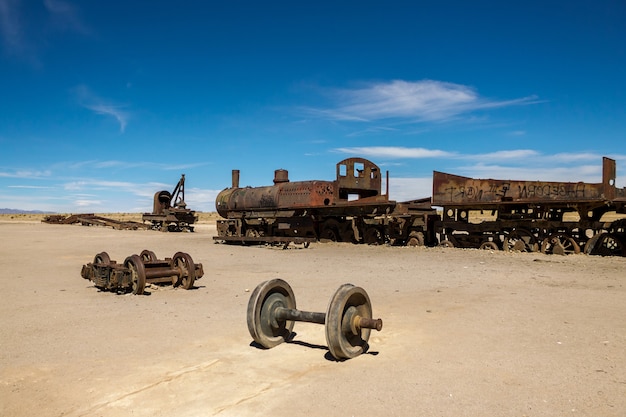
[469, 150, 540, 160]
[8, 185, 54, 189]
[75, 199, 102, 208]
[386, 177, 433, 202]
[0, 169, 52, 178]
[307, 79, 539, 123]
[74, 85, 129, 132]
[334, 146, 454, 159]
[84, 103, 129, 133]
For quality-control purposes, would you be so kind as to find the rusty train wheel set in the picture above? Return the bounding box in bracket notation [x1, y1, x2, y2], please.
[81, 250, 203, 295]
[247, 279, 383, 360]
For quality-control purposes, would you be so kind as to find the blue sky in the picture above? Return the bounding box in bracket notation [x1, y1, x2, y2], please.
[1, 1, 625, 213]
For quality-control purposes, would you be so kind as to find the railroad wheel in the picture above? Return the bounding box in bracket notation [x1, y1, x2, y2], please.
[93, 252, 111, 266]
[124, 254, 146, 295]
[504, 229, 538, 252]
[406, 231, 424, 247]
[140, 249, 157, 262]
[247, 279, 296, 349]
[541, 233, 580, 255]
[341, 228, 357, 244]
[589, 233, 625, 257]
[245, 228, 261, 238]
[363, 226, 384, 245]
[173, 252, 196, 290]
[325, 284, 373, 360]
[320, 219, 341, 242]
[439, 239, 454, 248]
[479, 241, 499, 250]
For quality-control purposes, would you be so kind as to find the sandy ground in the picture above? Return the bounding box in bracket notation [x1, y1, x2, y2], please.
[0, 219, 625, 417]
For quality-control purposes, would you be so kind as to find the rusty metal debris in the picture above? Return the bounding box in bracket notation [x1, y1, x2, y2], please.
[80, 250, 204, 294]
[142, 174, 197, 232]
[42, 214, 149, 230]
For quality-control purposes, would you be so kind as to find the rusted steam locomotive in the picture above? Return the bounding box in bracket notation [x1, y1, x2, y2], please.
[214, 157, 626, 256]
[214, 157, 437, 246]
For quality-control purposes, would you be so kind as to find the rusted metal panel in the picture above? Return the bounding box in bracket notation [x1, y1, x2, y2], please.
[433, 157, 624, 208]
[433, 172, 607, 207]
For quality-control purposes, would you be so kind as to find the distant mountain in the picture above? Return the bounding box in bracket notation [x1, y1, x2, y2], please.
[0, 208, 53, 214]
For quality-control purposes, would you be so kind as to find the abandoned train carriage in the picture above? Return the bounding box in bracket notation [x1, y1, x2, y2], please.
[431, 157, 626, 255]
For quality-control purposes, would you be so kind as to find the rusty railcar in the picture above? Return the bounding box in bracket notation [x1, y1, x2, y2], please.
[431, 157, 626, 255]
[214, 157, 436, 245]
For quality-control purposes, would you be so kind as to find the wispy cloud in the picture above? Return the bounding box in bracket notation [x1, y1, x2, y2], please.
[74, 85, 129, 132]
[470, 150, 540, 161]
[8, 185, 54, 189]
[332, 147, 594, 164]
[63, 160, 210, 171]
[0, 169, 52, 178]
[333, 146, 455, 159]
[63, 179, 136, 191]
[305, 80, 540, 123]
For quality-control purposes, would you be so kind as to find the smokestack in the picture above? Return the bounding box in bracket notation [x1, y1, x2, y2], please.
[232, 170, 240, 188]
[273, 169, 289, 184]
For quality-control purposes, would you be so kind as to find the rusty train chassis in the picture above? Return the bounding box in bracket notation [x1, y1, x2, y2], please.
[214, 202, 404, 246]
[214, 204, 625, 256]
[435, 200, 626, 256]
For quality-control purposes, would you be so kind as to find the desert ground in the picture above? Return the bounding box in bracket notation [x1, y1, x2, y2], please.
[0, 215, 624, 417]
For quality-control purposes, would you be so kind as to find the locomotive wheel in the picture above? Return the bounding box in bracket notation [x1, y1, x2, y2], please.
[541, 233, 580, 255]
[173, 252, 196, 290]
[363, 226, 384, 245]
[479, 241, 499, 250]
[247, 279, 296, 349]
[320, 219, 341, 242]
[584, 232, 605, 255]
[406, 231, 424, 247]
[140, 249, 157, 262]
[245, 228, 261, 238]
[124, 254, 146, 295]
[589, 233, 625, 257]
[504, 229, 537, 252]
[325, 284, 373, 360]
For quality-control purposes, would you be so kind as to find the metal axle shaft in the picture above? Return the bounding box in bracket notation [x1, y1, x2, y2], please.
[275, 307, 382, 331]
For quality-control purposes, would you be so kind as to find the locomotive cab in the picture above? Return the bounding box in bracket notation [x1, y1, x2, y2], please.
[336, 158, 383, 200]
